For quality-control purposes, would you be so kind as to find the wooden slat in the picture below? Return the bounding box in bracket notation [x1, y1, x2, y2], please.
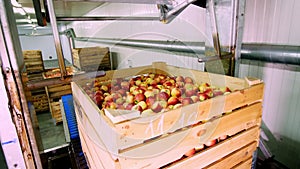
[167, 127, 259, 169]
[47, 84, 71, 93]
[205, 142, 257, 169]
[49, 89, 72, 99]
[232, 157, 253, 169]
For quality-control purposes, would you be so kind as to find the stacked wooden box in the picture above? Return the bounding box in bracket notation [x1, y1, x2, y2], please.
[44, 67, 73, 124]
[22, 50, 49, 113]
[72, 46, 111, 72]
[72, 62, 264, 169]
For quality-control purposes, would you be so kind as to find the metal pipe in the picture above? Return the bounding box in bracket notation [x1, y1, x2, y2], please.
[241, 43, 300, 66]
[56, 16, 160, 22]
[46, 0, 67, 78]
[75, 37, 205, 55]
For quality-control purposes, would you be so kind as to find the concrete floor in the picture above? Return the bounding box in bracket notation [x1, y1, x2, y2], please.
[37, 112, 67, 150]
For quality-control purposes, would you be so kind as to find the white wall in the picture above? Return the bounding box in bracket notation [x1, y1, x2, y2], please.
[69, 4, 207, 71]
[241, 0, 300, 167]
[18, 27, 73, 66]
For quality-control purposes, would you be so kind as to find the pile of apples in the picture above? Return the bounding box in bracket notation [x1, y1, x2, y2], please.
[81, 73, 232, 114]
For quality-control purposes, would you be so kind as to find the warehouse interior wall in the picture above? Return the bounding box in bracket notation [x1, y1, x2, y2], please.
[240, 0, 300, 168]
[68, 4, 207, 71]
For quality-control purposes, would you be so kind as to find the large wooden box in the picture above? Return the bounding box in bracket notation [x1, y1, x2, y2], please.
[22, 50, 44, 73]
[72, 47, 111, 71]
[72, 62, 264, 169]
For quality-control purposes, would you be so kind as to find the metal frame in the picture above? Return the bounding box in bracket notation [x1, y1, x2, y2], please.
[0, 0, 42, 168]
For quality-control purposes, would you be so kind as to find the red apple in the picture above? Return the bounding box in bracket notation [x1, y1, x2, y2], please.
[184, 148, 196, 157]
[124, 103, 134, 110]
[144, 90, 155, 98]
[160, 88, 171, 96]
[198, 93, 209, 101]
[134, 93, 146, 103]
[171, 88, 182, 97]
[213, 90, 223, 97]
[146, 96, 156, 107]
[104, 95, 113, 102]
[131, 104, 143, 112]
[218, 135, 228, 141]
[125, 93, 134, 103]
[173, 103, 183, 109]
[181, 97, 193, 106]
[158, 91, 170, 101]
[185, 89, 196, 97]
[151, 100, 167, 113]
[137, 101, 147, 110]
[205, 139, 217, 147]
[167, 96, 180, 105]
[220, 86, 231, 93]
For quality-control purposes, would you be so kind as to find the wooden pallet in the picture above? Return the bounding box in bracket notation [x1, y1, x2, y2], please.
[22, 50, 44, 73]
[49, 101, 62, 125]
[72, 62, 264, 168]
[72, 46, 111, 71]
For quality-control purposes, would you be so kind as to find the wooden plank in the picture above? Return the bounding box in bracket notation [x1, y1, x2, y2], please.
[205, 142, 257, 169]
[167, 127, 259, 169]
[49, 89, 72, 99]
[47, 84, 71, 93]
[78, 119, 118, 169]
[232, 157, 253, 169]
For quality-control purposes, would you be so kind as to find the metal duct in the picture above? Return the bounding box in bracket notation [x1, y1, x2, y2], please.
[241, 44, 300, 66]
[75, 37, 205, 55]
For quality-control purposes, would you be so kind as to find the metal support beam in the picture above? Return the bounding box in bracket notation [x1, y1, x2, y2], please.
[46, 0, 67, 78]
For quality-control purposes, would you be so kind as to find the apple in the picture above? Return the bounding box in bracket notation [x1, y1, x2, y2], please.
[203, 88, 213, 98]
[117, 104, 125, 109]
[213, 90, 224, 97]
[181, 97, 193, 106]
[108, 102, 117, 109]
[135, 79, 142, 86]
[130, 86, 138, 93]
[205, 139, 217, 147]
[146, 96, 156, 107]
[104, 95, 113, 102]
[195, 144, 205, 152]
[185, 89, 196, 97]
[124, 103, 134, 110]
[141, 109, 155, 117]
[115, 97, 125, 105]
[100, 85, 109, 92]
[198, 93, 209, 101]
[190, 95, 199, 103]
[167, 96, 180, 105]
[132, 88, 143, 96]
[163, 81, 172, 87]
[184, 77, 194, 84]
[125, 93, 134, 103]
[144, 90, 155, 98]
[145, 77, 153, 85]
[184, 148, 196, 157]
[137, 101, 148, 110]
[158, 91, 170, 101]
[171, 87, 182, 98]
[220, 86, 231, 93]
[218, 135, 228, 141]
[176, 81, 185, 88]
[160, 88, 171, 96]
[134, 93, 146, 103]
[173, 103, 183, 109]
[148, 73, 155, 79]
[198, 82, 210, 92]
[131, 105, 143, 113]
[151, 100, 167, 113]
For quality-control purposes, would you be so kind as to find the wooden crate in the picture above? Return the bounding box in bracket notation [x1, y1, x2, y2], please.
[72, 62, 264, 168]
[22, 50, 44, 73]
[72, 46, 111, 71]
[49, 101, 62, 125]
[43, 67, 74, 123]
[21, 72, 49, 113]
